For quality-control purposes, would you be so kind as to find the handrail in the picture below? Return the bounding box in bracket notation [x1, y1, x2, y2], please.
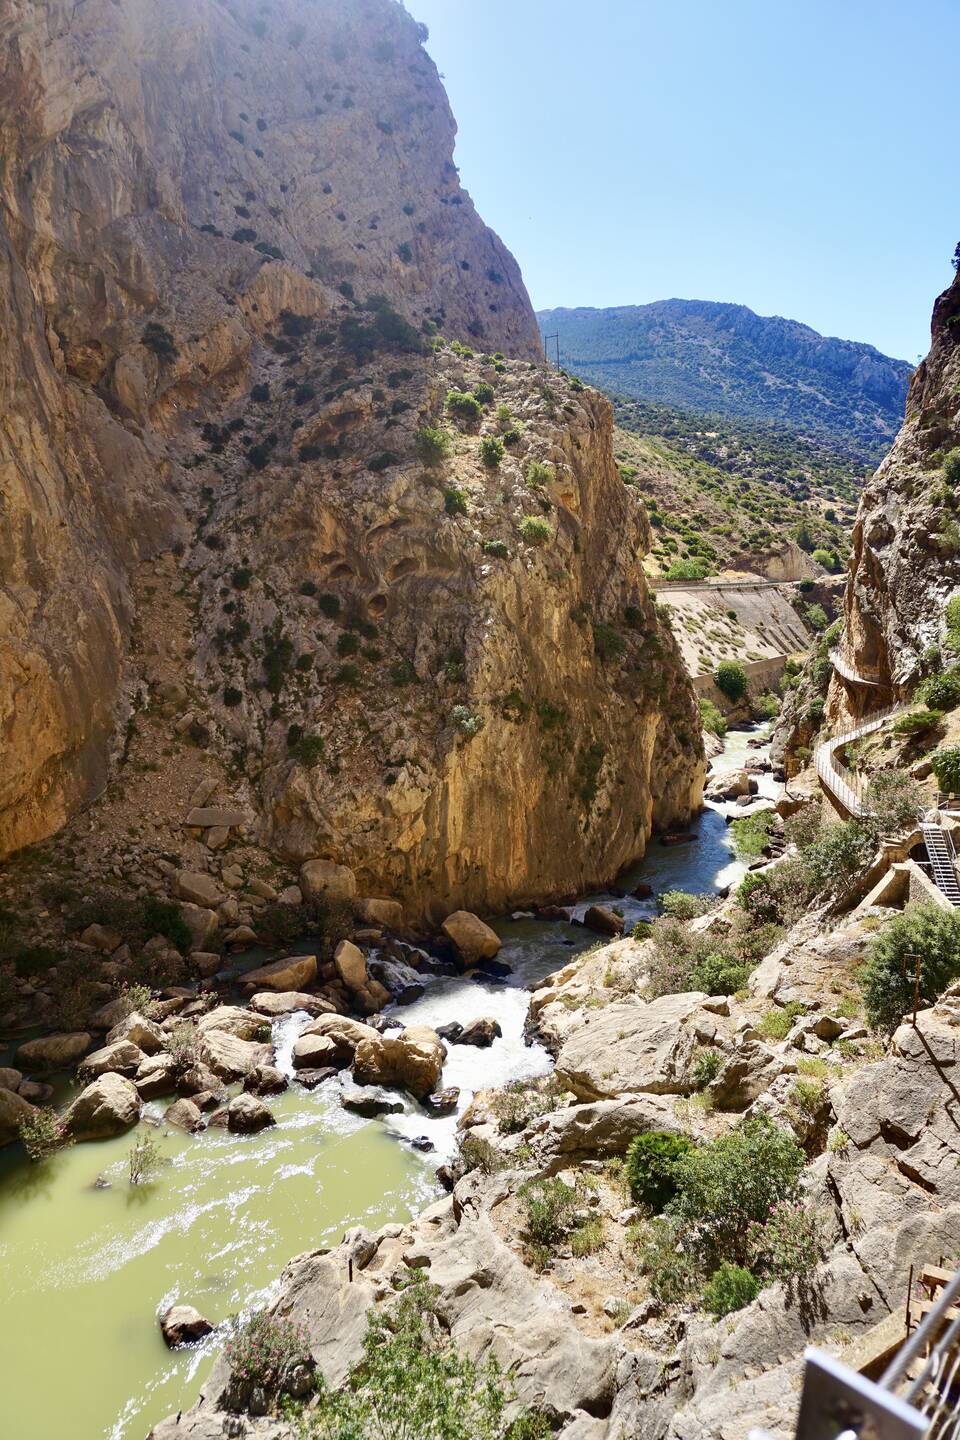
[650, 577, 800, 593]
[829, 649, 884, 688]
[814, 702, 910, 818]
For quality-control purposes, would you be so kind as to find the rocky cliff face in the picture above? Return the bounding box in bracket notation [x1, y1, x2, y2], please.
[0, 0, 701, 912]
[830, 269, 960, 720]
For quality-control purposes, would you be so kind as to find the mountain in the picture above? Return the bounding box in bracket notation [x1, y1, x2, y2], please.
[536, 299, 913, 460]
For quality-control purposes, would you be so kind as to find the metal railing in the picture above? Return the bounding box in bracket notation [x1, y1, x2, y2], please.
[814, 702, 908, 818]
[830, 649, 885, 688]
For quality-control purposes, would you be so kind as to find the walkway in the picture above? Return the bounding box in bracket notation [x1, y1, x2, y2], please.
[813, 702, 906, 818]
[829, 648, 884, 688]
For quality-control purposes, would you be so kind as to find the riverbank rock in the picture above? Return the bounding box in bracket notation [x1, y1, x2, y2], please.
[197, 1029, 272, 1082]
[441, 911, 501, 963]
[16, 1032, 91, 1071]
[250, 991, 335, 1018]
[107, 1012, 165, 1054]
[340, 1086, 405, 1117]
[174, 871, 225, 907]
[64, 1074, 140, 1141]
[352, 1026, 444, 1100]
[197, 1006, 269, 1041]
[299, 860, 357, 904]
[704, 768, 757, 801]
[583, 905, 625, 937]
[0, 1086, 37, 1146]
[227, 1094, 276, 1134]
[135, 1054, 179, 1100]
[356, 898, 404, 928]
[367, 957, 424, 1004]
[79, 1040, 145, 1079]
[243, 1065, 288, 1097]
[457, 1017, 502, 1047]
[164, 1098, 204, 1133]
[160, 1305, 214, 1348]
[179, 904, 219, 949]
[243, 954, 318, 992]
[555, 992, 709, 1101]
[292, 1034, 351, 1071]
[333, 939, 367, 991]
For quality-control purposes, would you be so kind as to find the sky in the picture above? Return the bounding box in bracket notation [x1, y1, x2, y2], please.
[407, 0, 959, 363]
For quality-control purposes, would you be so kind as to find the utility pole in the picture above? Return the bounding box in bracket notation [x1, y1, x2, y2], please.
[542, 331, 560, 370]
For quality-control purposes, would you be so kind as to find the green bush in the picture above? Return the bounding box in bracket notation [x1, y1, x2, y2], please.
[804, 603, 829, 632]
[625, 1131, 694, 1212]
[658, 890, 714, 921]
[860, 903, 960, 1031]
[479, 435, 504, 469]
[729, 812, 775, 860]
[893, 708, 943, 737]
[747, 1200, 825, 1281]
[865, 770, 925, 838]
[19, 1107, 71, 1163]
[520, 1177, 579, 1246]
[317, 593, 341, 619]
[756, 1002, 804, 1040]
[473, 380, 495, 404]
[932, 745, 960, 793]
[415, 426, 451, 467]
[943, 448, 960, 486]
[800, 819, 874, 897]
[525, 459, 554, 487]
[444, 487, 469, 516]
[451, 705, 484, 738]
[630, 1217, 700, 1304]
[665, 557, 710, 581]
[689, 948, 751, 996]
[482, 539, 509, 558]
[667, 1115, 805, 1265]
[699, 698, 727, 737]
[519, 516, 551, 546]
[689, 1048, 722, 1091]
[715, 661, 747, 702]
[445, 389, 482, 423]
[811, 548, 838, 572]
[916, 668, 960, 712]
[225, 1309, 311, 1407]
[142, 321, 178, 361]
[490, 1077, 563, 1134]
[703, 1263, 761, 1318]
[592, 622, 625, 662]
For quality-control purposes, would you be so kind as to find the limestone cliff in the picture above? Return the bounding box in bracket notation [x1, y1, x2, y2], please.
[829, 267, 960, 720]
[0, 0, 701, 912]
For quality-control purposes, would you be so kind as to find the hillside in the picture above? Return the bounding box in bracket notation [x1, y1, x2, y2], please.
[537, 298, 912, 459]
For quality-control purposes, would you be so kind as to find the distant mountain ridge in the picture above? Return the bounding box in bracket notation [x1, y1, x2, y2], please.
[536, 298, 912, 461]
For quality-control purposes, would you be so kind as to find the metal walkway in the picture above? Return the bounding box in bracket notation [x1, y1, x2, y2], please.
[922, 825, 960, 906]
[813, 702, 907, 819]
[829, 648, 885, 688]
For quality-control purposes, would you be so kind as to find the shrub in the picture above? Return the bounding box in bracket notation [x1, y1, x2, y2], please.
[592, 622, 626, 662]
[473, 381, 495, 404]
[699, 698, 727, 737]
[800, 819, 874, 897]
[445, 389, 482, 423]
[894, 708, 943, 736]
[690, 1048, 722, 1091]
[482, 539, 509, 558]
[19, 1107, 71, 1163]
[630, 1217, 700, 1304]
[747, 1200, 826, 1282]
[659, 890, 714, 921]
[932, 745, 960, 793]
[490, 1077, 562, 1134]
[729, 812, 775, 861]
[703, 1263, 761, 1318]
[715, 661, 747, 702]
[142, 322, 178, 361]
[667, 1115, 805, 1265]
[757, 1002, 804, 1040]
[665, 557, 710, 580]
[689, 948, 750, 996]
[415, 426, 450, 467]
[317, 593, 341, 620]
[128, 1132, 162, 1185]
[916, 668, 960, 712]
[811, 548, 838, 572]
[225, 1310, 311, 1407]
[865, 770, 925, 838]
[570, 1218, 606, 1257]
[223, 685, 242, 707]
[520, 1177, 579, 1246]
[751, 691, 780, 721]
[459, 1133, 503, 1174]
[444, 487, 468, 516]
[519, 516, 551, 546]
[943, 448, 960, 486]
[451, 705, 484, 738]
[625, 1131, 694, 1212]
[232, 566, 253, 590]
[860, 903, 960, 1031]
[525, 459, 554, 487]
[166, 1021, 199, 1075]
[114, 981, 157, 1021]
[479, 435, 504, 469]
[291, 734, 324, 766]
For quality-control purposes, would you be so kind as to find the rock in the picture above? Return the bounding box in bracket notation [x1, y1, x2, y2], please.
[278, 885, 303, 906]
[107, 1012, 165, 1054]
[164, 1097, 204, 1132]
[197, 1006, 269, 1040]
[16, 1032, 91, 1071]
[333, 939, 367, 991]
[248, 878, 277, 901]
[340, 1085, 405, 1117]
[227, 1093, 276, 1134]
[441, 911, 501, 963]
[243, 954, 317, 992]
[704, 768, 758, 801]
[300, 1014, 379, 1051]
[184, 807, 249, 830]
[435, 1021, 464, 1044]
[205, 826, 229, 850]
[197, 1029, 272, 1082]
[352, 1027, 444, 1100]
[191, 951, 222, 978]
[424, 1087, 460, 1114]
[64, 1074, 140, 1141]
[160, 1304, 214, 1347]
[291, 1034, 351, 1071]
[556, 993, 709, 1101]
[535, 905, 573, 921]
[174, 870, 225, 907]
[89, 998, 132, 1031]
[249, 991, 335, 1018]
[409, 1135, 434, 1152]
[222, 925, 257, 946]
[179, 903, 219, 948]
[299, 859, 357, 904]
[367, 957, 424, 1004]
[80, 923, 121, 952]
[633, 883, 654, 899]
[356, 898, 404, 928]
[0, 1086, 37, 1146]
[582, 905, 625, 937]
[457, 1017, 502, 1047]
[295, 1067, 337, 1090]
[0, 1066, 22, 1091]
[79, 1040, 145, 1079]
[243, 1065, 288, 1096]
[135, 1053, 179, 1100]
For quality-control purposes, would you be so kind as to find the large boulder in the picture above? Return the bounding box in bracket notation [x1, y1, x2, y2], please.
[184, 806, 249, 830]
[135, 1053, 179, 1100]
[333, 940, 367, 991]
[243, 1064, 288, 1096]
[179, 903, 219, 949]
[441, 911, 501, 963]
[160, 1304, 214, 1347]
[367, 957, 424, 1004]
[79, 1040, 145, 1079]
[63, 1074, 140, 1141]
[16, 1032, 91, 1071]
[164, 1098, 204, 1132]
[250, 991, 335, 1018]
[299, 859, 356, 904]
[243, 954, 317, 992]
[299, 1014, 378, 1051]
[196, 1006, 269, 1041]
[197, 1029, 272, 1082]
[227, 1093, 276, 1134]
[457, 1017, 502, 1048]
[174, 870, 225, 907]
[555, 993, 708, 1101]
[292, 1034, 352, 1071]
[352, 1026, 444, 1100]
[356, 898, 404, 929]
[107, 1012, 166, 1054]
[705, 768, 757, 801]
[582, 905, 624, 937]
[0, 1086, 37, 1146]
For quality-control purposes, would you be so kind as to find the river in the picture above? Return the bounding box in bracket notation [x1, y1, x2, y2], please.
[0, 724, 775, 1440]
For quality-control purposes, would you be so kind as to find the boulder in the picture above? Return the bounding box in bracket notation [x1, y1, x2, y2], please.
[705, 768, 758, 801]
[299, 1014, 378, 1050]
[0, 1086, 37, 1146]
[222, 925, 257, 946]
[295, 1067, 338, 1090]
[292, 1034, 351, 1071]
[299, 859, 357, 904]
[17, 1080, 52, 1104]
[555, 993, 708, 1101]
[160, 1304, 214, 1347]
[356, 898, 404, 928]
[243, 1064, 288, 1096]
[227, 1093, 276, 1134]
[352, 1027, 444, 1100]
[424, 1087, 460, 1114]
[63, 1074, 140, 1141]
[457, 1017, 502, 1048]
[197, 1006, 269, 1041]
[340, 1085, 405, 1117]
[333, 939, 367, 991]
[174, 870, 225, 907]
[278, 885, 303, 906]
[435, 1022, 464, 1044]
[191, 951, 222, 978]
[249, 991, 334, 1018]
[367, 957, 424, 1004]
[16, 1032, 91, 1071]
[243, 954, 317, 992]
[80, 923, 121, 953]
[90, 997, 132, 1031]
[197, 1029, 272, 1082]
[184, 807, 249, 830]
[164, 1098, 204, 1132]
[0, 1066, 22, 1091]
[179, 903, 219, 948]
[441, 911, 501, 963]
[79, 1040, 145, 1079]
[135, 1053, 179, 1100]
[583, 905, 624, 937]
[107, 1012, 165, 1054]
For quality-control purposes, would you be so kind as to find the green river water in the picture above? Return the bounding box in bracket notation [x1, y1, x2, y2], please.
[0, 726, 773, 1440]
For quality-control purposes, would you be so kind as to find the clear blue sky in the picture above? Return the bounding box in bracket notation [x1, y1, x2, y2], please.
[407, 0, 959, 362]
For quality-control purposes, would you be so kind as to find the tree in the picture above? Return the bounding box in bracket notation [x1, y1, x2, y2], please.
[932, 745, 960, 794]
[860, 903, 960, 1031]
[952, 241, 960, 272]
[715, 661, 747, 702]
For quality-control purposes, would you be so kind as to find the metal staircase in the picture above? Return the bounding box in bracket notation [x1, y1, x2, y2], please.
[922, 824, 960, 907]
